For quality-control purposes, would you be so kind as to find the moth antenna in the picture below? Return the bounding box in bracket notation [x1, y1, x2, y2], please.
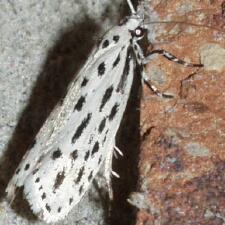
[143, 20, 223, 32]
[127, 0, 136, 15]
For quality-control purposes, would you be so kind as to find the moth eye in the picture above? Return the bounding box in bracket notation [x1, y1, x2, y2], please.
[134, 27, 145, 38]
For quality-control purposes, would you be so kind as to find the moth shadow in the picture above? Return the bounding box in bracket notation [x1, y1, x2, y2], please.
[0, 17, 100, 220]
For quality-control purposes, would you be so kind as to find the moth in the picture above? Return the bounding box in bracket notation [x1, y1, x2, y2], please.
[6, 0, 202, 223]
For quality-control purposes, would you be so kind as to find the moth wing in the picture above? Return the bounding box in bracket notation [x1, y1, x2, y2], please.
[24, 46, 134, 222]
[6, 24, 134, 223]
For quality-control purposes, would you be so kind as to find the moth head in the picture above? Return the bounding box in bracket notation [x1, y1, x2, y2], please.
[130, 26, 147, 40]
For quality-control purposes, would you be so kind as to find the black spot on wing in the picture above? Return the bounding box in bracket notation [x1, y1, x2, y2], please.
[37, 154, 45, 163]
[79, 184, 84, 195]
[24, 164, 30, 171]
[32, 168, 39, 175]
[46, 204, 51, 212]
[116, 46, 133, 93]
[91, 141, 99, 156]
[52, 148, 62, 160]
[53, 170, 65, 191]
[16, 168, 20, 174]
[71, 150, 78, 160]
[98, 62, 105, 76]
[102, 39, 109, 48]
[88, 134, 94, 144]
[84, 151, 90, 161]
[75, 166, 85, 184]
[74, 96, 86, 111]
[58, 207, 61, 213]
[119, 17, 129, 26]
[35, 177, 40, 183]
[69, 197, 73, 205]
[81, 78, 88, 87]
[109, 103, 119, 121]
[39, 186, 43, 190]
[88, 171, 93, 181]
[113, 53, 120, 68]
[99, 86, 114, 112]
[113, 35, 120, 43]
[98, 117, 106, 133]
[72, 113, 92, 143]
[102, 130, 109, 144]
[41, 192, 46, 199]
[98, 156, 102, 165]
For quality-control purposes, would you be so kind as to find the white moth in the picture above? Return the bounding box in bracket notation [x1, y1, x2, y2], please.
[6, 0, 146, 223]
[6, 0, 202, 223]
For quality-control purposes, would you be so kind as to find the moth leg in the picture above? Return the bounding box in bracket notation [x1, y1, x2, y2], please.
[114, 146, 123, 157]
[132, 41, 171, 97]
[104, 145, 122, 200]
[141, 69, 174, 98]
[143, 49, 203, 67]
[113, 146, 124, 159]
[139, 48, 202, 97]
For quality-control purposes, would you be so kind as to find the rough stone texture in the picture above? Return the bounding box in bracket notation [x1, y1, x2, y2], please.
[134, 0, 225, 225]
[0, 0, 126, 224]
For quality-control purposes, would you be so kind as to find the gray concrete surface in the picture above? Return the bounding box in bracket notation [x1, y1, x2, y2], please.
[0, 0, 126, 224]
